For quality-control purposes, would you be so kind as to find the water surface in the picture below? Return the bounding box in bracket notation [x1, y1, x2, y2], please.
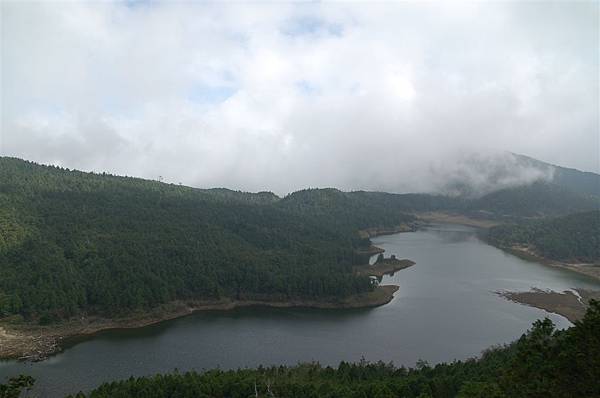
[2, 224, 599, 397]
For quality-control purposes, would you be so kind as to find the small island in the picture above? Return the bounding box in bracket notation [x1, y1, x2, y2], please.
[354, 254, 416, 278]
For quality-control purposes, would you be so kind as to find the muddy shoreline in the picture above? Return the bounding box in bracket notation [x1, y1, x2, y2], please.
[502, 245, 600, 283]
[498, 288, 600, 323]
[354, 224, 416, 258]
[1, 222, 419, 363]
[0, 285, 400, 362]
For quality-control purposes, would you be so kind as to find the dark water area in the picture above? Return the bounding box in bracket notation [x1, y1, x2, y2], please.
[2, 224, 599, 397]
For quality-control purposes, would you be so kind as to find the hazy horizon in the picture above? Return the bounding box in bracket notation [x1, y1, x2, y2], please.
[4, 150, 595, 198]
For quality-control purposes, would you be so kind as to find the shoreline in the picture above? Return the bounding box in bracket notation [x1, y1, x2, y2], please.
[354, 259, 416, 278]
[0, 285, 399, 362]
[355, 245, 385, 256]
[502, 245, 600, 283]
[498, 288, 600, 323]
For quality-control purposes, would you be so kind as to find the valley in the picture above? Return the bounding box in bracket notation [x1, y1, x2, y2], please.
[1, 157, 599, 397]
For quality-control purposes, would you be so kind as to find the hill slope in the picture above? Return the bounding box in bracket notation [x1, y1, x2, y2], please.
[0, 158, 414, 322]
[468, 182, 599, 218]
[512, 153, 600, 198]
[1, 156, 598, 322]
[486, 211, 600, 263]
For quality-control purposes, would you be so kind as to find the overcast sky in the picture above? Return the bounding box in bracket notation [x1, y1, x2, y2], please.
[1, 1, 598, 195]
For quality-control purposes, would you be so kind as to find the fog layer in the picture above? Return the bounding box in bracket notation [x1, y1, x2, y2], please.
[1, 1, 598, 194]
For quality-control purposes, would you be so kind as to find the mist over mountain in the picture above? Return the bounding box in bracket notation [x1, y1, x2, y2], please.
[431, 152, 600, 199]
[418, 151, 552, 197]
[3, 2, 598, 196]
[510, 153, 600, 198]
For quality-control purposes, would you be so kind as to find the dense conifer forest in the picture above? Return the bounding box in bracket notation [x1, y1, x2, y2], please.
[0, 158, 416, 322]
[0, 301, 587, 397]
[1, 157, 598, 323]
[486, 211, 600, 263]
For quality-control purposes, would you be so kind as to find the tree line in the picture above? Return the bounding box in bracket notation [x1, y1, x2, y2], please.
[486, 210, 600, 262]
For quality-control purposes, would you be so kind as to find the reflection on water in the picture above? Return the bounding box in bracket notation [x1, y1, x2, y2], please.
[2, 224, 599, 398]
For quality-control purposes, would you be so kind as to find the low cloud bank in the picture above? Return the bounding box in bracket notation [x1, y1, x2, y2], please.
[1, 2, 596, 195]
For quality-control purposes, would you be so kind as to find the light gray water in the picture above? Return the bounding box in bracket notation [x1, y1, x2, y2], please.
[2, 224, 599, 397]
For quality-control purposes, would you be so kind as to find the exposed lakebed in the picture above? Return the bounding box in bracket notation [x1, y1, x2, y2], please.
[2, 223, 600, 397]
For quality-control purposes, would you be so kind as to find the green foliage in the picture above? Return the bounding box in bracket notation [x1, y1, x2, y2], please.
[487, 211, 600, 262]
[282, 189, 440, 230]
[1, 156, 597, 321]
[0, 375, 35, 398]
[470, 182, 599, 218]
[512, 152, 600, 197]
[457, 382, 504, 398]
[0, 158, 416, 321]
[68, 302, 600, 398]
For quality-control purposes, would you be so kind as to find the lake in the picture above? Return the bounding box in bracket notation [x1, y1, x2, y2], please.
[2, 223, 599, 397]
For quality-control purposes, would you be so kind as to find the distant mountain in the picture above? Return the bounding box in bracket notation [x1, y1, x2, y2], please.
[468, 182, 599, 218]
[280, 183, 598, 220]
[512, 153, 600, 198]
[430, 153, 600, 218]
[431, 151, 599, 201]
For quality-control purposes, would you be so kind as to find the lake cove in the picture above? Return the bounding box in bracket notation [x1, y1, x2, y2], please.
[2, 224, 599, 398]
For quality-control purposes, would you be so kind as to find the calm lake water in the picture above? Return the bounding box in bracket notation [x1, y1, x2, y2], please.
[2, 224, 600, 397]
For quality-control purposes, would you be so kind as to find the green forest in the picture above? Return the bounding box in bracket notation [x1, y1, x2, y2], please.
[2, 300, 595, 398]
[486, 211, 600, 262]
[1, 157, 598, 323]
[0, 158, 416, 322]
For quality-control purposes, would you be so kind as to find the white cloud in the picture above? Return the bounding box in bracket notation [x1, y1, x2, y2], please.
[1, 1, 598, 194]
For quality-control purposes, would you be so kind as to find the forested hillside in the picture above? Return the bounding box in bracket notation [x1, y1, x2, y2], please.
[1, 157, 598, 323]
[348, 182, 599, 220]
[0, 158, 414, 322]
[468, 182, 599, 218]
[52, 301, 598, 397]
[486, 211, 600, 262]
[346, 181, 599, 220]
[513, 153, 600, 197]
